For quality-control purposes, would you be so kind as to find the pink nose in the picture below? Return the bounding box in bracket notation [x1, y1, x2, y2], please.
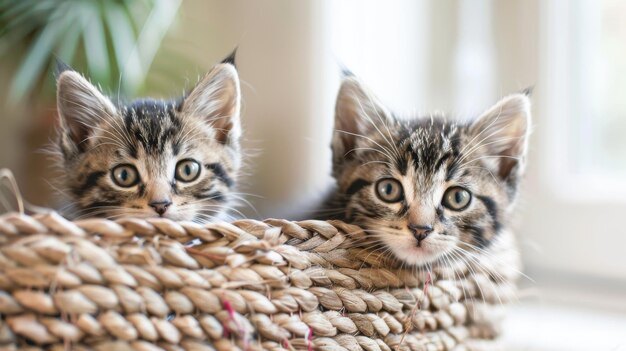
[149, 200, 172, 216]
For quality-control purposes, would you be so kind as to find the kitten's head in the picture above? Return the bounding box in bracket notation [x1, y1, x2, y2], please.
[54, 62, 242, 222]
[331, 77, 530, 266]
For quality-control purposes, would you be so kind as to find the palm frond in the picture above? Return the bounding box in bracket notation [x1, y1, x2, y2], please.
[0, 0, 182, 101]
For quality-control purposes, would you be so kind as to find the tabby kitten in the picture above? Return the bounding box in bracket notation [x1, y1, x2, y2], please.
[322, 75, 530, 269]
[53, 58, 242, 222]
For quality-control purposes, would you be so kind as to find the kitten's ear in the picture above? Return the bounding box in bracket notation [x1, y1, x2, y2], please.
[54, 58, 73, 78]
[470, 93, 531, 185]
[332, 77, 392, 163]
[57, 71, 117, 151]
[182, 63, 241, 145]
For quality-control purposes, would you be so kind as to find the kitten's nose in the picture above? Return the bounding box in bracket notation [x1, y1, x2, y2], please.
[149, 200, 172, 216]
[408, 224, 433, 243]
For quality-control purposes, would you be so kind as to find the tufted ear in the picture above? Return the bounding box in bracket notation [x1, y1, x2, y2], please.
[181, 63, 241, 146]
[57, 70, 117, 152]
[332, 77, 392, 165]
[469, 93, 531, 185]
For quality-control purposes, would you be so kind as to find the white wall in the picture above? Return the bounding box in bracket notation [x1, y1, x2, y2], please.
[163, 1, 337, 217]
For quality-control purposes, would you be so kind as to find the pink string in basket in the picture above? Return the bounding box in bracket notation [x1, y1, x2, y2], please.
[223, 299, 250, 350]
[423, 271, 432, 302]
[306, 326, 314, 351]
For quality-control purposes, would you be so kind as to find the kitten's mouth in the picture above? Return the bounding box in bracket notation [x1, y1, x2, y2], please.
[380, 233, 448, 267]
[409, 243, 433, 254]
[123, 208, 192, 221]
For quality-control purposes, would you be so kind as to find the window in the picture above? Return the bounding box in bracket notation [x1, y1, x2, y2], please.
[543, 0, 626, 200]
[523, 0, 626, 283]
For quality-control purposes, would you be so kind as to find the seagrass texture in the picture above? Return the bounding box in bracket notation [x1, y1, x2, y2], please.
[0, 211, 519, 351]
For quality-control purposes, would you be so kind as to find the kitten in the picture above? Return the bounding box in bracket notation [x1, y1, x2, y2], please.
[53, 57, 242, 222]
[321, 75, 530, 270]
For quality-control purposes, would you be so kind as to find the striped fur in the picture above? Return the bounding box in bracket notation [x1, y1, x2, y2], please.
[53, 63, 242, 222]
[321, 76, 530, 267]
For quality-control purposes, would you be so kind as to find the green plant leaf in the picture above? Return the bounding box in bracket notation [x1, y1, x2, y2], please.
[81, 2, 111, 85]
[0, 1, 56, 55]
[121, 0, 182, 94]
[2, 0, 184, 102]
[56, 11, 83, 68]
[8, 13, 66, 101]
[104, 3, 138, 96]
[0, 0, 47, 24]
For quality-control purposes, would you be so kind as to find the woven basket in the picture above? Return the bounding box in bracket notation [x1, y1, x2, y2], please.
[0, 211, 519, 351]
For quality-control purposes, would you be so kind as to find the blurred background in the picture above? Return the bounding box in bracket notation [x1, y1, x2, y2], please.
[1, 1, 625, 349]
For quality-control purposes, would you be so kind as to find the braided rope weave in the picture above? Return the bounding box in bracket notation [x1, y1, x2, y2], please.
[0, 211, 518, 351]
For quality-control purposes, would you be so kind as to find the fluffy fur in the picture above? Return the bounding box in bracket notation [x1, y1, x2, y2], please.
[53, 62, 242, 222]
[320, 76, 530, 268]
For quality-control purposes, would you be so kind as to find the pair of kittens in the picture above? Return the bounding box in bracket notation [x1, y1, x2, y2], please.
[54, 55, 530, 269]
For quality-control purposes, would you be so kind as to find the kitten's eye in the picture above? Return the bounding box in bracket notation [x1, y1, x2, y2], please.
[442, 186, 472, 211]
[111, 164, 139, 187]
[175, 159, 201, 182]
[375, 178, 404, 203]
